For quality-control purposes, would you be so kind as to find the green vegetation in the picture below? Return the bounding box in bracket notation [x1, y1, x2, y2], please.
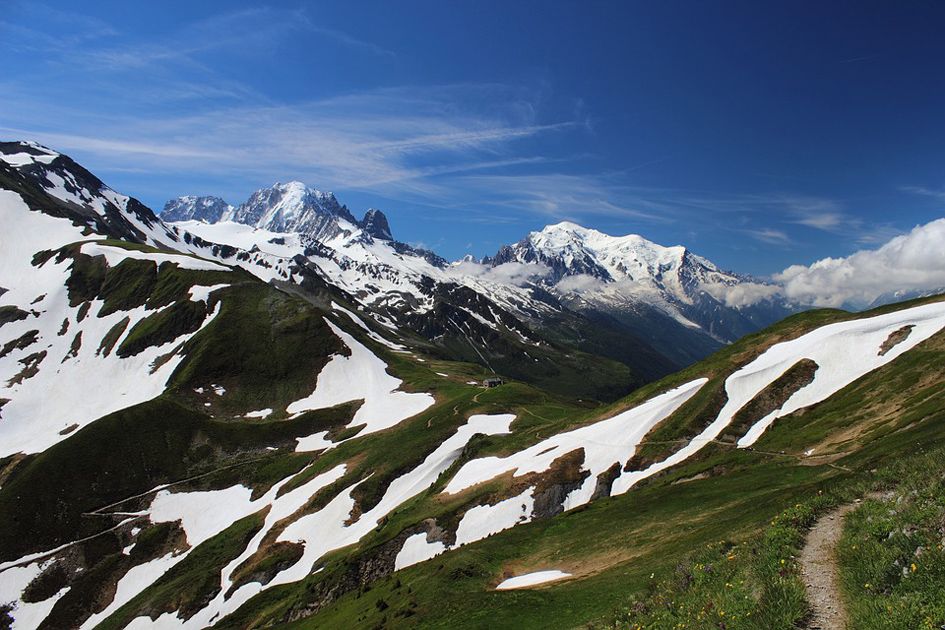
[167, 281, 345, 414]
[211, 301, 945, 628]
[839, 449, 945, 630]
[6, 235, 945, 630]
[117, 298, 208, 357]
[0, 398, 354, 559]
[96, 513, 265, 630]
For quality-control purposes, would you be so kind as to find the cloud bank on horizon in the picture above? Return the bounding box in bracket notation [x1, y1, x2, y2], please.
[775, 218, 945, 309]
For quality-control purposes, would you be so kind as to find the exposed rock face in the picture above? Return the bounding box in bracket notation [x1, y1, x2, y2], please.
[361, 208, 393, 241]
[222, 181, 360, 241]
[161, 196, 232, 223]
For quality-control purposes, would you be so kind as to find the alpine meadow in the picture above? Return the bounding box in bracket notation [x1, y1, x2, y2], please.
[3, 3, 945, 629]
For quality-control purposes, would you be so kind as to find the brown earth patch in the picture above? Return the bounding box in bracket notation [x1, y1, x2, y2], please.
[878, 325, 914, 356]
[720, 358, 819, 443]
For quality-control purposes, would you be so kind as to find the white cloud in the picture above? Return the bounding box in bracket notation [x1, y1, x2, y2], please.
[455, 173, 667, 222]
[0, 84, 569, 199]
[700, 282, 782, 308]
[775, 218, 945, 307]
[447, 261, 552, 287]
[901, 185, 945, 202]
[744, 228, 792, 245]
[555, 274, 607, 293]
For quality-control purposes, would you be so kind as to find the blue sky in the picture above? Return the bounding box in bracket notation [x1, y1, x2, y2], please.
[3, 1, 945, 275]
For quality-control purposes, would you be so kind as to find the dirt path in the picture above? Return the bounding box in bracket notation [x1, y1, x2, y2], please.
[799, 502, 853, 629]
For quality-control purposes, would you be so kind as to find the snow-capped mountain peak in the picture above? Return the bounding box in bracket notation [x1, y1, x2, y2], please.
[487, 219, 785, 345]
[219, 181, 359, 241]
[166, 182, 399, 247]
[161, 195, 233, 223]
[361, 208, 393, 241]
[0, 140, 180, 248]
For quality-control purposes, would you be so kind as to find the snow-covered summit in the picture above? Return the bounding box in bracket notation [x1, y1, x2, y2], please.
[492, 220, 723, 292]
[487, 220, 786, 343]
[162, 195, 233, 223]
[166, 181, 395, 245]
[0, 140, 181, 248]
[220, 181, 359, 241]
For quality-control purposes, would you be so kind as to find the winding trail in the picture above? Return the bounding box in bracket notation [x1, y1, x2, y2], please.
[799, 503, 853, 630]
[800, 492, 891, 630]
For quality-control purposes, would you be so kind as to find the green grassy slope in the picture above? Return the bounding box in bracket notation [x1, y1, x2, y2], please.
[212, 296, 945, 629]
[4, 235, 944, 630]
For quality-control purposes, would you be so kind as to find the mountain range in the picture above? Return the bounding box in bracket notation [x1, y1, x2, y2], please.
[2, 140, 944, 630]
[159, 180, 792, 393]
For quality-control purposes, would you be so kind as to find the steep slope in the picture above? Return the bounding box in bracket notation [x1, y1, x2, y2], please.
[227, 294, 945, 630]
[221, 182, 361, 242]
[1, 143, 651, 402]
[165, 187, 789, 383]
[4, 255, 942, 630]
[168, 214, 668, 401]
[0, 145, 455, 629]
[5, 141, 944, 630]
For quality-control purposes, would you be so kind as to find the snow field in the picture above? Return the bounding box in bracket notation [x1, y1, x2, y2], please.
[0, 203, 224, 457]
[81, 242, 228, 272]
[331, 302, 407, 351]
[495, 570, 572, 590]
[442, 379, 708, 502]
[611, 299, 945, 493]
[286, 320, 434, 435]
[393, 533, 447, 571]
[116, 415, 513, 627]
[0, 561, 70, 630]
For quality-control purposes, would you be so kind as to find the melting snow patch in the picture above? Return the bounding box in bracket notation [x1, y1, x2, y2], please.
[331, 302, 407, 351]
[0, 561, 71, 630]
[81, 553, 181, 629]
[286, 320, 434, 435]
[454, 487, 534, 546]
[295, 430, 333, 452]
[495, 570, 572, 590]
[394, 533, 447, 570]
[81, 242, 228, 272]
[274, 414, 515, 586]
[188, 284, 229, 304]
[443, 379, 706, 511]
[611, 300, 945, 494]
[244, 408, 273, 419]
[149, 485, 255, 548]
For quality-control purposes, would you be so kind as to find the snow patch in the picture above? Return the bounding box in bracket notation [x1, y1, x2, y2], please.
[454, 487, 534, 546]
[188, 284, 229, 304]
[393, 533, 446, 571]
[286, 320, 434, 435]
[81, 242, 228, 272]
[495, 570, 571, 590]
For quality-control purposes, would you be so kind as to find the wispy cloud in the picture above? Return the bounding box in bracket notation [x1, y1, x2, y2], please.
[0, 83, 575, 201]
[448, 173, 667, 222]
[0, 2, 908, 255]
[744, 227, 792, 245]
[901, 185, 945, 202]
[838, 53, 882, 64]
